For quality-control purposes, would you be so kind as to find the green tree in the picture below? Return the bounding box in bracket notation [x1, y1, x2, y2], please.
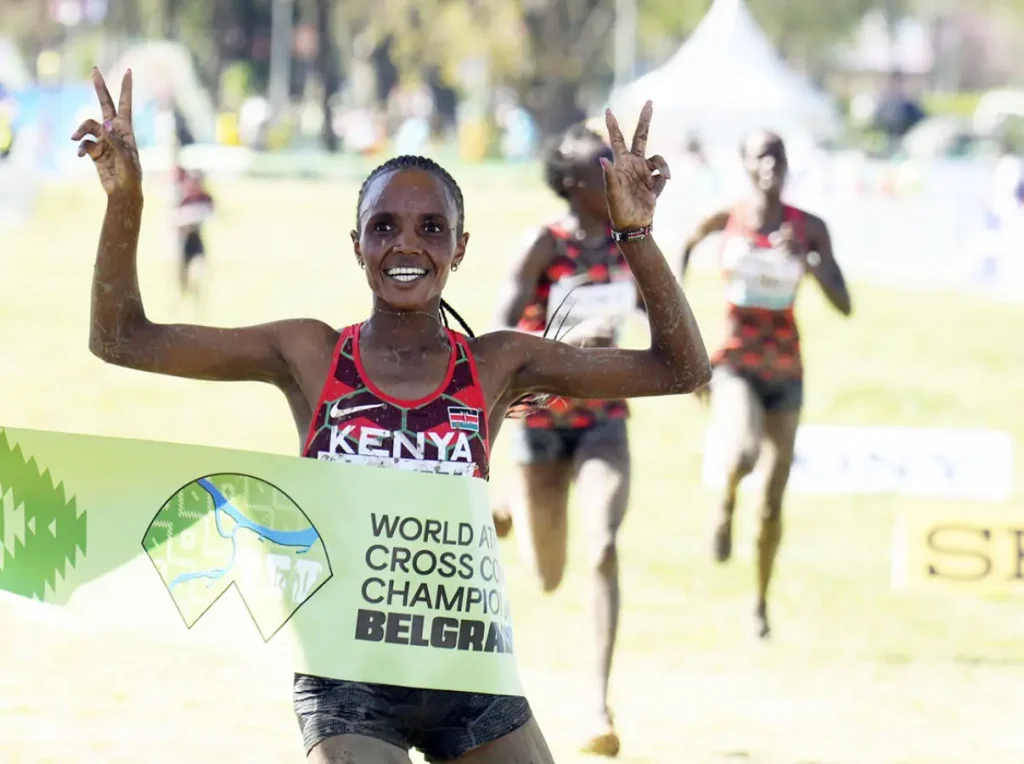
[747, 0, 879, 75]
[311, 0, 341, 151]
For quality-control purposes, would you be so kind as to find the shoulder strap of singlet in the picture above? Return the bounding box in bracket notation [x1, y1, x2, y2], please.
[548, 221, 621, 262]
[782, 205, 808, 244]
[547, 222, 572, 241]
[335, 323, 358, 349]
[545, 222, 580, 260]
[449, 331, 491, 460]
[323, 324, 357, 385]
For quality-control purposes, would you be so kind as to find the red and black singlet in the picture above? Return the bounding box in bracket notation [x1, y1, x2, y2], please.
[515, 223, 637, 430]
[302, 324, 490, 479]
[713, 204, 809, 380]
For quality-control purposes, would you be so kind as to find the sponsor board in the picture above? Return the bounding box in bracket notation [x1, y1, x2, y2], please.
[703, 425, 1014, 502]
[892, 506, 1024, 595]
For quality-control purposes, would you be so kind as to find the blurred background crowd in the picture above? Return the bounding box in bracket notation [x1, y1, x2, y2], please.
[2, 0, 1024, 295]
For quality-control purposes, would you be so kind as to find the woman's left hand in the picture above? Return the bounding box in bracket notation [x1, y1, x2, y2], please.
[602, 101, 671, 231]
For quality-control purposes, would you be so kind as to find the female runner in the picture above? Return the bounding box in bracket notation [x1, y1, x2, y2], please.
[76, 67, 709, 763]
[491, 123, 639, 757]
[680, 129, 851, 640]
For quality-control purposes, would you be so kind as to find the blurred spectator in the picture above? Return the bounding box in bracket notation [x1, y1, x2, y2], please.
[394, 115, 431, 155]
[386, 80, 434, 140]
[239, 96, 271, 149]
[174, 107, 196, 147]
[495, 89, 536, 162]
[338, 106, 383, 155]
[987, 136, 1024, 230]
[173, 158, 215, 298]
[871, 69, 926, 143]
[427, 66, 458, 141]
[973, 135, 1024, 284]
[682, 134, 708, 169]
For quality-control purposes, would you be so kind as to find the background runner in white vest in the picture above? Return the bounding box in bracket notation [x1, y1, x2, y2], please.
[681, 130, 852, 641]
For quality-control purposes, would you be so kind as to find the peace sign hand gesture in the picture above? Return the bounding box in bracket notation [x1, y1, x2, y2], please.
[71, 68, 142, 199]
[601, 101, 670, 231]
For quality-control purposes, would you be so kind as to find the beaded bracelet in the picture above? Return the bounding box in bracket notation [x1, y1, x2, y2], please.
[610, 223, 652, 243]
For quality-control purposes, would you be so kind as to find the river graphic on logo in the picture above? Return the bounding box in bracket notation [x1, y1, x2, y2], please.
[143, 474, 332, 642]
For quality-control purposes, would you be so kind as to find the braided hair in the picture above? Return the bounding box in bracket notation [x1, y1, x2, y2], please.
[543, 123, 609, 200]
[355, 155, 475, 338]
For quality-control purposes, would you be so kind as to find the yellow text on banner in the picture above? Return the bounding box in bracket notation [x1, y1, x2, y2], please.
[892, 506, 1024, 595]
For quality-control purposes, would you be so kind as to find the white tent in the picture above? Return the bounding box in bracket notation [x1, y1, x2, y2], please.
[0, 38, 31, 91]
[607, 0, 841, 153]
[108, 41, 217, 144]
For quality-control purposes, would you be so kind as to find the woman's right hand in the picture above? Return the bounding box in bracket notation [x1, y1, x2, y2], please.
[72, 68, 142, 199]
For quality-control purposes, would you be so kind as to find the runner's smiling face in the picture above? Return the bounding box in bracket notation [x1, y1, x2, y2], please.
[352, 168, 469, 312]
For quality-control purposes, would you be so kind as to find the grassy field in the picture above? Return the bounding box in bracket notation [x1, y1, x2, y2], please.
[1, 170, 1023, 764]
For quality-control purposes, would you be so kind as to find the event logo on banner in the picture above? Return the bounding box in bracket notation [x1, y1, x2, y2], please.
[892, 507, 1024, 595]
[703, 425, 1014, 502]
[0, 427, 522, 696]
[144, 475, 333, 641]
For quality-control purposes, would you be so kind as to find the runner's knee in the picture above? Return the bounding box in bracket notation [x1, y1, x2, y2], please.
[760, 479, 787, 523]
[760, 450, 794, 521]
[759, 475, 787, 522]
[526, 493, 568, 592]
[579, 479, 625, 578]
[759, 504, 784, 528]
[511, 462, 571, 592]
[589, 534, 618, 578]
[725, 440, 760, 480]
[575, 451, 629, 580]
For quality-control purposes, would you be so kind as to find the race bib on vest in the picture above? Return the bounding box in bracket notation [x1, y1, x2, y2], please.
[546, 273, 636, 334]
[722, 237, 803, 310]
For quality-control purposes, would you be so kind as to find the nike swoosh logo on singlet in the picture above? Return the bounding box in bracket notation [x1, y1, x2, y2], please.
[329, 402, 385, 419]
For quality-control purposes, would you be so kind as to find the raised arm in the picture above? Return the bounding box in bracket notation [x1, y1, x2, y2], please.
[491, 228, 557, 329]
[76, 68, 332, 385]
[803, 214, 852, 317]
[483, 103, 710, 406]
[680, 209, 730, 281]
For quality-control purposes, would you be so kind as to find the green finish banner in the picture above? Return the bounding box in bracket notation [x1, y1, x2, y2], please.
[0, 427, 523, 696]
